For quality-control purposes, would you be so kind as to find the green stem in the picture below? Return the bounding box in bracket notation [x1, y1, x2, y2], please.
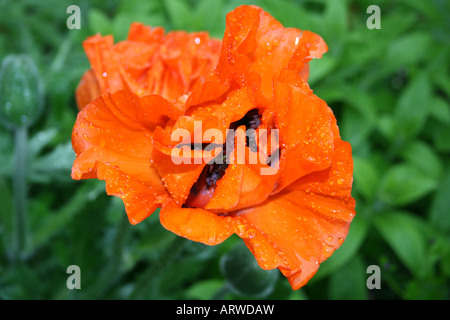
[13, 125, 28, 263]
[49, 32, 74, 73]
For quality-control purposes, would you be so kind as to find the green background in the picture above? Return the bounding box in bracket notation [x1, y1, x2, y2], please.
[0, 0, 449, 300]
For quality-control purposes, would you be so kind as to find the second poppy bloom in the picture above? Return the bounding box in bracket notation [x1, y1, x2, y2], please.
[72, 5, 355, 290]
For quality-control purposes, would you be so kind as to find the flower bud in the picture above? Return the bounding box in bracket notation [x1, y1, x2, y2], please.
[0, 54, 44, 129]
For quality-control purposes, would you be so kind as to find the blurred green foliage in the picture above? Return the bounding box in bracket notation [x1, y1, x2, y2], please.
[0, 0, 449, 300]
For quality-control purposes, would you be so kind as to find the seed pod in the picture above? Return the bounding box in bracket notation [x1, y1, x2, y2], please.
[0, 54, 44, 129]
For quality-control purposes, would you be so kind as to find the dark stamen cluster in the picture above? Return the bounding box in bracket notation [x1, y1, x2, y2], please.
[205, 160, 229, 189]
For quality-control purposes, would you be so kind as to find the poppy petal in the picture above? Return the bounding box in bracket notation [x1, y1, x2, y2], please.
[217, 5, 327, 100]
[238, 185, 354, 290]
[272, 81, 335, 193]
[236, 139, 355, 290]
[150, 87, 262, 206]
[82, 34, 122, 94]
[72, 90, 170, 221]
[151, 135, 207, 206]
[76, 69, 101, 110]
[96, 162, 166, 224]
[291, 138, 354, 200]
[81, 23, 221, 105]
[159, 202, 236, 245]
[205, 146, 278, 212]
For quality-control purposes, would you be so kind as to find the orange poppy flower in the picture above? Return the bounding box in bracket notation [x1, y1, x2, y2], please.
[75, 22, 221, 109]
[72, 5, 355, 290]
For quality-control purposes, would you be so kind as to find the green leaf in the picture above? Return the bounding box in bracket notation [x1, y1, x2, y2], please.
[186, 279, 224, 300]
[112, 14, 135, 42]
[156, 254, 207, 298]
[431, 122, 450, 152]
[386, 32, 432, 68]
[220, 241, 279, 298]
[343, 86, 377, 125]
[379, 164, 437, 206]
[133, 211, 176, 256]
[287, 289, 308, 300]
[193, 0, 225, 36]
[400, 140, 443, 179]
[429, 97, 450, 125]
[88, 9, 113, 36]
[377, 114, 396, 142]
[29, 142, 76, 183]
[29, 180, 104, 253]
[260, 0, 324, 35]
[432, 66, 450, 98]
[328, 255, 367, 300]
[404, 0, 445, 23]
[325, 87, 377, 148]
[164, 0, 192, 30]
[373, 211, 428, 279]
[340, 107, 371, 150]
[429, 168, 450, 232]
[353, 156, 380, 201]
[28, 128, 58, 158]
[324, 0, 348, 37]
[117, 0, 161, 15]
[308, 54, 337, 87]
[394, 72, 432, 140]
